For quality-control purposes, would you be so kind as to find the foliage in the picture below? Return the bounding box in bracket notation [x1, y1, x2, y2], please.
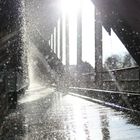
[104, 54, 122, 70]
[104, 53, 137, 70]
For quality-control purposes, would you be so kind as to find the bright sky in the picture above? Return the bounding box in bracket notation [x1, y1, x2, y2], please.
[82, 0, 95, 66]
[102, 27, 129, 63]
[60, 0, 129, 66]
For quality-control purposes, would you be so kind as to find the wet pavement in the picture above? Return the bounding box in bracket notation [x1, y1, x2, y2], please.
[1, 87, 140, 140]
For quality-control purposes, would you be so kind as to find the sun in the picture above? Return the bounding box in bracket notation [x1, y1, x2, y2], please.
[61, 0, 82, 16]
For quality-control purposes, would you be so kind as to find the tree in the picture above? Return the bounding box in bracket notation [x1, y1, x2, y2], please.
[104, 55, 122, 70]
[123, 53, 138, 68]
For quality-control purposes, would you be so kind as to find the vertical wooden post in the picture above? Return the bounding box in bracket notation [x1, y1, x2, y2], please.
[139, 67, 140, 91]
[60, 18, 63, 62]
[65, 15, 70, 89]
[77, 8, 82, 65]
[53, 28, 56, 53]
[95, 8, 103, 88]
[56, 26, 58, 57]
[66, 16, 69, 67]
[48, 40, 51, 48]
[51, 34, 54, 51]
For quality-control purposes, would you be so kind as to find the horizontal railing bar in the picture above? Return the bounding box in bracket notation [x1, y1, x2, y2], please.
[69, 87, 140, 96]
[69, 92, 140, 113]
[103, 79, 139, 82]
[80, 67, 139, 76]
[102, 66, 139, 73]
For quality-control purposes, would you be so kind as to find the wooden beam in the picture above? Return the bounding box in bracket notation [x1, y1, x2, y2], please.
[77, 9, 82, 65]
[95, 8, 103, 88]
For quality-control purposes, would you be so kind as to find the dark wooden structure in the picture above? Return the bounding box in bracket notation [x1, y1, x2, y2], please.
[91, 0, 140, 66]
[0, 0, 28, 121]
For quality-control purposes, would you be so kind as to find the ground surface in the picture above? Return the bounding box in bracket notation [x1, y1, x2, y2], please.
[1, 87, 140, 140]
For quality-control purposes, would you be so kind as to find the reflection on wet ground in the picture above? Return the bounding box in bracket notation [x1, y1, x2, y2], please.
[1, 87, 140, 140]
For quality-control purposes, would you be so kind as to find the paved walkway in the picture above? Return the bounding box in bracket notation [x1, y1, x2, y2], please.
[1, 87, 140, 140]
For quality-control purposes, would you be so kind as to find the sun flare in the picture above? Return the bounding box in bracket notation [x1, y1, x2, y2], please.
[60, 0, 95, 66]
[61, 0, 82, 15]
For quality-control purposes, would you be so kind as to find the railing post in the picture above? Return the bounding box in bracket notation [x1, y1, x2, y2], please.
[95, 8, 103, 89]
